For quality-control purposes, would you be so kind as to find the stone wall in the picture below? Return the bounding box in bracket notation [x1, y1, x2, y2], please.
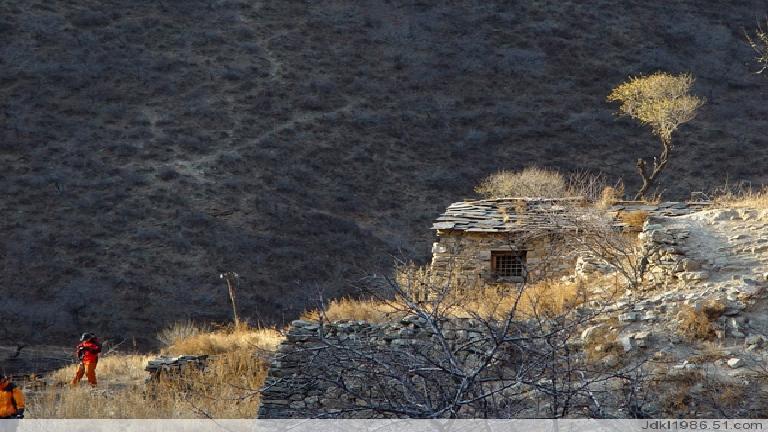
[258, 317, 511, 419]
[429, 232, 576, 290]
[640, 216, 707, 288]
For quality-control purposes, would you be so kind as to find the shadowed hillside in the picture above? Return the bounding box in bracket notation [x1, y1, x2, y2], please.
[1, 0, 767, 346]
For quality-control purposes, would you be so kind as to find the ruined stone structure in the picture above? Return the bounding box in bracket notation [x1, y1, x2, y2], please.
[428, 198, 585, 294]
[429, 198, 713, 294]
[258, 317, 507, 419]
[258, 201, 768, 419]
[145, 355, 209, 380]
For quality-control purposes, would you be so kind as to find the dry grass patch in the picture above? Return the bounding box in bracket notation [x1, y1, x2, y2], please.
[475, 167, 569, 199]
[676, 301, 724, 342]
[688, 342, 728, 364]
[713, 186, 768, 209]
[29, 324, 283, 418]
[653, 369, 704, 415]
[458, 279, 589, 319]
[618, 210, 649, 231]
[301, 297, 403, 323]
[47, 354, 153, 385]
[164, 325, 282, 356]
[300, 277, 617, 323]
[582, 320, 624, 365]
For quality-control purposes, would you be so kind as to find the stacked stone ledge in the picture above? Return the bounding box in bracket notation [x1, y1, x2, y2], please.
[258, 316, 525, 418]
[145, 354, 209, 380]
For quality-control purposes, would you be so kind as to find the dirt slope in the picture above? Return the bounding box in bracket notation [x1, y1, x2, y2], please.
[1, 0, 767, 346]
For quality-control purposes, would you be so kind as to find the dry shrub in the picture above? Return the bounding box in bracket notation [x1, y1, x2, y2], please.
[618, 210, 649, 231]
[475, 167, 568, 199]
[566, 171, 607, 202]
[164, 326, 282, 356]
[300, 297, 400, 323]
[746, 19, 768, 74]
[157, 320, 211, 347]
[676, 305, 718, 342]
[654, 369, 703, 415]
[598, 184, 625, 208]
[653, 368, 748, 417]
[709, 381, 747, 411]
[713, 184, 768, 209]
[460, 279, 589, 319]
[701, 300, 726, 321]
[583, 323, 624, 365]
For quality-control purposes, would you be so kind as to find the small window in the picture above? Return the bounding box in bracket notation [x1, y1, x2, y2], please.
[491, 251, 527, 279]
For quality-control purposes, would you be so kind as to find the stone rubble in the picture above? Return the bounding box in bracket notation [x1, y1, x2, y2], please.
[258, 206, 768, 418]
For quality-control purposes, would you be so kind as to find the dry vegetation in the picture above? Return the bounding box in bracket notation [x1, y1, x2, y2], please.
[302, 277, 618, 323]
[582, 321, 625, 365]
[27, 324, 282, 418]
[4, 1, 768, 346]
[300, 297, 401, 323]
[676, 300, 726, 342]
[607, 72, 705, 200]
[713, 185, 768, 209]
[474, 167, 569, 199]
[618, 210, 649, 230]
[746, 19, 768, 74]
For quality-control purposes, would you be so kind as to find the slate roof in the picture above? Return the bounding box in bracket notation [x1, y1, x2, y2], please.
[431, 198, 711, 233]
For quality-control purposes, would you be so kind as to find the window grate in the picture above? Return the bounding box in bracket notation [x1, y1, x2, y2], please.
[491, 251, 527, 278]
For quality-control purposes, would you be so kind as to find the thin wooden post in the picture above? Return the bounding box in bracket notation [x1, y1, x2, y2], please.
[220, 272, 240, 328]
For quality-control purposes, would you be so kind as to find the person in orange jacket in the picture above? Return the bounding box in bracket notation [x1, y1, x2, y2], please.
[0, 374, 25, 419]
[71, 332, 102, 387]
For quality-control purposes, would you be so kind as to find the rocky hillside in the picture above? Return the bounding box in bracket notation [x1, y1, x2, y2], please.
[2, 1, 768, 346]
[260, 207, 768, 418]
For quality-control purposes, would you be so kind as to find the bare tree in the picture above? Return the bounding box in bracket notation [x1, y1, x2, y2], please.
[746, 19, 768, 74]
[556, 207, 656, 291]
[607, 72, 704, 200]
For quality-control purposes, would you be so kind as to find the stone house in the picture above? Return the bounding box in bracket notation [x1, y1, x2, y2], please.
[427, 197, 711, 294]
[428, 197, 586, 292]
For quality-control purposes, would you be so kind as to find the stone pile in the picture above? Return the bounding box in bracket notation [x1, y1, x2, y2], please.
[640, 218, 707, 288]
[145, 355, 209, 380]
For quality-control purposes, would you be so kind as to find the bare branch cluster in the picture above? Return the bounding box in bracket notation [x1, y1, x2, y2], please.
[746, 20, 768, 74]
[474, 167, 569, 199]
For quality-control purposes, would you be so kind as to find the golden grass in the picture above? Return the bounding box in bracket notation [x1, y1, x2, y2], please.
[300, 297, 401, 323]
[29, 325, 283, 418]
[618, 210, 649, 231]
[47, 354, 153, 385]
[676, 305, 717, 342]
[713, 186, 768, 209]
[301, 278, 610, 323]
[458, 279, 589, 319]
[164, 326, 282, 356]
[597, 185, 624, 208]
[583, 324, 624, 365]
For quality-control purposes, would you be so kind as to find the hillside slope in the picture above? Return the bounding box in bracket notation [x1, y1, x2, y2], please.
[1, 0, 767, 346]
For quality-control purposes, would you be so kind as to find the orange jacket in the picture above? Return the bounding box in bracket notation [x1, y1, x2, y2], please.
[76, 339, 102, 363]
[0, 381, 24, 418]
